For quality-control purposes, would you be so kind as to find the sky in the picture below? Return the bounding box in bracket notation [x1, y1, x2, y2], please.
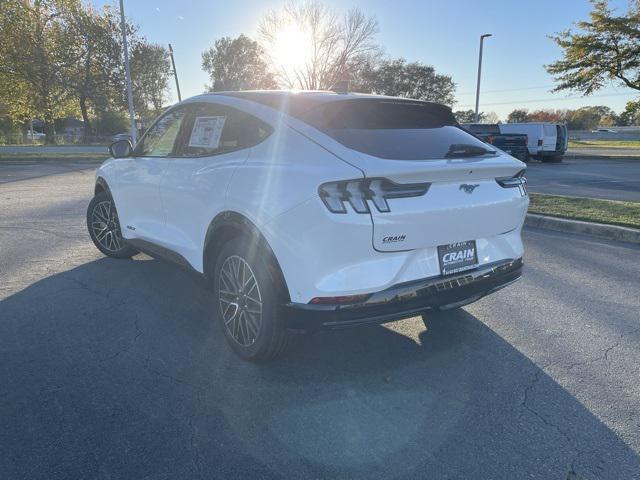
[93, 0, 637, 120]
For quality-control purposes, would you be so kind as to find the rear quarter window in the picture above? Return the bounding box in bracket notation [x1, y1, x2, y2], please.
[301, 99, 491, 160]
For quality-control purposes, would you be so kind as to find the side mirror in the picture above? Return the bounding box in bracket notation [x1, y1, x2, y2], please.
[109, 139, 133, 158]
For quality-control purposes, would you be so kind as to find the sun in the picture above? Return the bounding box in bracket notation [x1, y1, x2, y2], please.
[270, 23, 313, 77]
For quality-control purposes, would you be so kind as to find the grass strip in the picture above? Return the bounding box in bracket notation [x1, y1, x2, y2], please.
[569, 140, 640, 149]
[528, 193, 640, 229]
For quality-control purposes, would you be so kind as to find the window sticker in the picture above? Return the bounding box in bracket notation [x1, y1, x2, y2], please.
[188, 116, 226, 149]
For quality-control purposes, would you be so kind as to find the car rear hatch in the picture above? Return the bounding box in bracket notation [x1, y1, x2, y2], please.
[303, 98, 527, 252]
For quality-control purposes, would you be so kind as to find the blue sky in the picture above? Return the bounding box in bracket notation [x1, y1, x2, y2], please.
[94, 0, 636, 119]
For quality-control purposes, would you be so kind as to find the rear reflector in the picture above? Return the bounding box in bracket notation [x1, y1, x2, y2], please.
[309, 294, 370, 305]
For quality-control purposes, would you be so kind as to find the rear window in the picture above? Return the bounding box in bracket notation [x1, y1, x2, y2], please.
[301, 99, 491, 160]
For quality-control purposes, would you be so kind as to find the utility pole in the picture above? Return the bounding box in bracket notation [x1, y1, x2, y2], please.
[119, 0, 136, 144]
[474, 33, 492, 123]
[168, 44, 182, 102]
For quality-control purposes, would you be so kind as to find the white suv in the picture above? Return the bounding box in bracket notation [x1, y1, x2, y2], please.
[88, 91, 528, 361]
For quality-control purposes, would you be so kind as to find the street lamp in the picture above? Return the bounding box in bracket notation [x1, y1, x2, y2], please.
[474, 33, 492, 123]
[119, 0, 137, 145]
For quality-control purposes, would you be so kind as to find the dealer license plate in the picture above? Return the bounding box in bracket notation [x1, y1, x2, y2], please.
[437, 241, 478, 275]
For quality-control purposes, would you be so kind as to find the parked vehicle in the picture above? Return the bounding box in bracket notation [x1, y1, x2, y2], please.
[462, 123, 529, 162]
[591, 128, 617, 133]
[87, 91, 528, 361]
[499, 122, 568, 162]
[110, 132, 133, 143]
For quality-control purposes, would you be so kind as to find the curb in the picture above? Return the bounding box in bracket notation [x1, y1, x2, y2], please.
[525, 214, 640, 244]
[564, 152, 640, 161]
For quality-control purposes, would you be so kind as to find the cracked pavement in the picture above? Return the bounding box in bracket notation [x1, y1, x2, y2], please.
[1, 160, 639, 479]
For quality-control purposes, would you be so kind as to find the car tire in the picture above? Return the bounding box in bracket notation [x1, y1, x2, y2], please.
[87, 191, 138, 259]
[541, 155, 563, 163]
[212, 237, 289, 362]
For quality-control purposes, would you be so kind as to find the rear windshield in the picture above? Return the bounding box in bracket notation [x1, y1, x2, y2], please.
[301, 99, 491, 160]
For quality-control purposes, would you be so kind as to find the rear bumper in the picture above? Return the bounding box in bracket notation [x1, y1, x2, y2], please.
[283, 258, 523, 331]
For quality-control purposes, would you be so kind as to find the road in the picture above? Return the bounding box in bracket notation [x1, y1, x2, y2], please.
[526, 156, 640, 202]
[1, 161, 639, 479]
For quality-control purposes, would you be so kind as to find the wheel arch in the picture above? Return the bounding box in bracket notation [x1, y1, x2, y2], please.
[95, 176, 111, 196]
[203, 211, 291, 302]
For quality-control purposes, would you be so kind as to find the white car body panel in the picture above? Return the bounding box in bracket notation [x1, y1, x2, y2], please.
[108, 156, 167, 243]
[96, 91, 528, 306]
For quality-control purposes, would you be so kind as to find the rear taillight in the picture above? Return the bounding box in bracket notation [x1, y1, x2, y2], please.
[318, 178, 430, 214]
[486, 135, 494, 144]
[496, 170, 527, 196]
[524, 135, 528, 145]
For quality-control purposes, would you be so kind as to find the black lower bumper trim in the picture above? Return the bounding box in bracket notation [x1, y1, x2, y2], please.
[283, 258, 523, 331]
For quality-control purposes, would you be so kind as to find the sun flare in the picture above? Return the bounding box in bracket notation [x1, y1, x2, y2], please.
[270, 23, 313, 76]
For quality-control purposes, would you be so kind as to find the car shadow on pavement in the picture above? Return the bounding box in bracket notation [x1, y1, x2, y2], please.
[1, 256, 638, 480]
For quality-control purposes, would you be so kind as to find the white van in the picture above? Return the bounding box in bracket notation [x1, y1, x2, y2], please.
[499, 123, 568, 162]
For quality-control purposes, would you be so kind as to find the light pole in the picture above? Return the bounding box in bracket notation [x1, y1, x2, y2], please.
[119, 0, 136, 144]
[168, 44, 182, 102]
[474, 33, 492, 123]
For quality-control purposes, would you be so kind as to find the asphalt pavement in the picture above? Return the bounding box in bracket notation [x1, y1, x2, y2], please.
[1, 161, 639, 479]
[526, 156, 640, 202]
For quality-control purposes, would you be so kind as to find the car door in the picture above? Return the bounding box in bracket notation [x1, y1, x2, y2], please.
[113, 107, 187, 244]
[159, 102, 273, 271]
[542, 123, 557, 153]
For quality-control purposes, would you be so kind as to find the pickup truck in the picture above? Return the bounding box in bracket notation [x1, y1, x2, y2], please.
[462, 123, 529, 162]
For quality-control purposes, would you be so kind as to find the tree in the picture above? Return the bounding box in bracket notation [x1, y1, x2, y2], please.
[565, 107, 602, 130]
[547, 0, 640, 95]
[483, 111, 500, 124]
[258, 2, 379, 89]
[526, 109, 564, 123]
[0, 73, 35, 127]
[454, 110, 483, 123]
[351, 58, 455, 106]
[130, 42, 172, 119]
[617, 99, 640, 125]
[65, 4, 127, 141]
[202, 35, 277, 91]
[94, 110, 128, 135]
[0, 0, 80, 142]
[507, 109, 529, 123]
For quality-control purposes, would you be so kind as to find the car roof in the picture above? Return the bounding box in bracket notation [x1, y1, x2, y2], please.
[189, 90, 453, 121]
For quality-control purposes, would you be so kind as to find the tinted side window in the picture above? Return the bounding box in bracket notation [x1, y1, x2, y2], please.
[137, 108, 187, 157]
[177, 103, 273, 157]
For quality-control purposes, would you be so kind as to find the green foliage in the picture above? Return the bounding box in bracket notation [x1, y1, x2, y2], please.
[130, 42, 172, 119]
[95, 110, 128, 135]
[617, 99, 640, 126]
[0, 0, 81, 141]
[64, 4, 129, 139]
[506, 106, 623, 128]
[202, 35, 276, 92]
[454, 110, 484, 123]
[546, 0, 640, 94]
[352, 58, 456, 106]
[0, 1, 171, 143]
[507, 109, 529, 123]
